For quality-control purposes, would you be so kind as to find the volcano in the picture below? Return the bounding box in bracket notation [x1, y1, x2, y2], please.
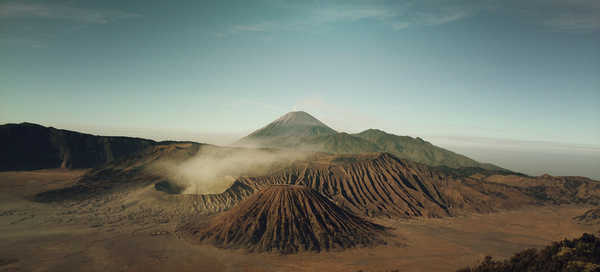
[236, 111, 337, 147]
[236, 111, 502, 170]
[180, 185, 388, 254]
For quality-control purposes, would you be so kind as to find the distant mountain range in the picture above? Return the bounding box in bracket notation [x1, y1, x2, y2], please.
[1, 112, 499, 171]
[236, 111, 501, 170]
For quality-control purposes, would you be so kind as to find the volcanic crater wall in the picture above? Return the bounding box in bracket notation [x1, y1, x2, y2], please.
[191, 153, 600, 218]
[179, 185, 388, 254]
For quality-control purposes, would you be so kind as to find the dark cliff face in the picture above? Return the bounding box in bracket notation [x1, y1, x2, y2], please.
[0, 123, 155, 171]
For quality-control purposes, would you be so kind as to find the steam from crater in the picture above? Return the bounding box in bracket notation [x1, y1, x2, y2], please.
[151, 146, 308, 194]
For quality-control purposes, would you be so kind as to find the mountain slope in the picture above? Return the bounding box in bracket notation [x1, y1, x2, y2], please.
[191, 153, 600, 218]
[236, 111, 337, 147]
[39, 145, 600, 220]
[236, 112, 501, 170]
[353, 129, 500, 169]
[301, 132, 382, 154]
[178, 185, 388, 253]
[0, 123, 155, 171]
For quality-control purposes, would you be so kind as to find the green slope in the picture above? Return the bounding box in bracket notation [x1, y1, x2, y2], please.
[236, 112, 502, 170]
[301, 132, 382, 154]
[352, 129, 502, 170]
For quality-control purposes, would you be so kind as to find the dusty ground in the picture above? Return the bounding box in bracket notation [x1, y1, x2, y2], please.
[0, 169, 597, 272]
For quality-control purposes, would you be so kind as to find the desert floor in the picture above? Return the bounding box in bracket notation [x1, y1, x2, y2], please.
[0, 169, 597, 272]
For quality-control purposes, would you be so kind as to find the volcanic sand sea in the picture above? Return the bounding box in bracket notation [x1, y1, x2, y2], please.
[0, 169, 597, 272]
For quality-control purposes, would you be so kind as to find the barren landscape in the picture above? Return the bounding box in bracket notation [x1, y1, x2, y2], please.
[2, 112, 600, 272]
[1, 161, 598, 271]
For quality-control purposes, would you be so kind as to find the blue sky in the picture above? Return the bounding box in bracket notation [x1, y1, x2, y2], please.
[1, 0, 599, 177]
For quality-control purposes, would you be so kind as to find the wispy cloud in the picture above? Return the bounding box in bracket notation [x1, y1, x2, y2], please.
[225, 1, 482, 35]
[224, 0, 600, 35]
[310, 5, 395, 23]
[390, 6, 473, 30]
[0, 2, 141, 24]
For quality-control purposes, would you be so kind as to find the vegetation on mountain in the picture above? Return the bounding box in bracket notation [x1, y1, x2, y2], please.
[353, 129, 499, 169]
[237, 111, 502, 170]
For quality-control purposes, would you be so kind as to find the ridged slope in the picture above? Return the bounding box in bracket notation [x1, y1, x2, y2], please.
[233, 153, 524, 218]
[36, 143, 600, 220]
[192, 153, 600, 218]
[181, 185, 388, 253]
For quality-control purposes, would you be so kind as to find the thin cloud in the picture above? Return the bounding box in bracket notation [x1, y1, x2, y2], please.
[310, 6, 395, 23]
[0, 2, 141, 24]
[391, 6, 473, 30]
[229, 1, 481, 34]
[228, 0, 600, 34]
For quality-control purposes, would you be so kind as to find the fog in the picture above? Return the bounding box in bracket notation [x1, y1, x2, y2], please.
[151, 146, 308, 194]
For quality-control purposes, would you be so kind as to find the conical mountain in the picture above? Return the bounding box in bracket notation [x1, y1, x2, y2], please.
[236, 111, 337, 147]
[179, 185, 388, 254]
[236, 111, 502, 170]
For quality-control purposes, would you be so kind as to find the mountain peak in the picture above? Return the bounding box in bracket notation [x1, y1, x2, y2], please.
[273, 111, 329, 127]
[237, 112, 337, 146]
[358, 128, 388, 136]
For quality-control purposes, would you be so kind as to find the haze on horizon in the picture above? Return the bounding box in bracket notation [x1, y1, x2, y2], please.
[1, 0, 599, 178]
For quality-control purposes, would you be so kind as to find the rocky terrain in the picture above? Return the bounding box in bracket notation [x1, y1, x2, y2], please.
[179, 185, 388, 253]
[574, 208, 600, 225]
[1, 168, 597, 271]
[36, 142, 600, 220]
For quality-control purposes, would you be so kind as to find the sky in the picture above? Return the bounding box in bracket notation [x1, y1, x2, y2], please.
[1, 0, 599, 178]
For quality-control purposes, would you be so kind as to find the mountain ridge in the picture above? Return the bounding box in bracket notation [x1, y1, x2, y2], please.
[236, 111, 502, 170]
[0, 122, 156, 171]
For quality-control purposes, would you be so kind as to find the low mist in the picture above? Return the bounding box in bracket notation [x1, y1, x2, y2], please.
[150, 146, 308, 194]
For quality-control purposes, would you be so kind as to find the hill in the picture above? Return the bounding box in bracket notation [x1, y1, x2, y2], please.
[0, 122, 155, 171]
[178, 185, 388, 253]
[353, 129, 498, 169]
[235, 111, 501, 170]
